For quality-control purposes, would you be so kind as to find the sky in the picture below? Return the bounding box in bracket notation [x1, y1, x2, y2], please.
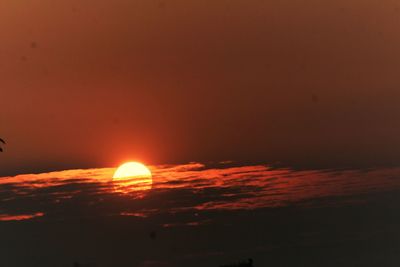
[1, 0, 400, 175]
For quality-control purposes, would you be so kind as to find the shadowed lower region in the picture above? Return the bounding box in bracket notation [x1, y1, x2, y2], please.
[72, 258, 254, 267]
[220, 259, 253, 267]
[2, 162, 400, 266]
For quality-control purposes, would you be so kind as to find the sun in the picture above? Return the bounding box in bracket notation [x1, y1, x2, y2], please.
[113, 162, 152, 179]
[112, 162, 153, 193]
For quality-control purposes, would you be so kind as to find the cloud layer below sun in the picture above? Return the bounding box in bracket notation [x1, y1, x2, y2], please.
[2, 162, 400, 222]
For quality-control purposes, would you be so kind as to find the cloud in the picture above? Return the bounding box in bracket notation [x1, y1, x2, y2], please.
[0, 212, 44, 222]
[2, 163, 400, 222]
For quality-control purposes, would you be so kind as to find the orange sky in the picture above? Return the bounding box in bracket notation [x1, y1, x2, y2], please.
[1, 0, 400, 175]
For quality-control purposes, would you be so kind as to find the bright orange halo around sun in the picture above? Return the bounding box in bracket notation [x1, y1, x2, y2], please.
[113, 162, 153, 192]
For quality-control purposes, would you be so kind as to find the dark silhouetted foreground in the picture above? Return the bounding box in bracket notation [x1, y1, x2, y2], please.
[73, 262, 97, 267]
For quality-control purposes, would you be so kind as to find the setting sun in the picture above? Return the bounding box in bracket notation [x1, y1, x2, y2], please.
[112, 162, 153, 193]
[113, 162, 152, 179]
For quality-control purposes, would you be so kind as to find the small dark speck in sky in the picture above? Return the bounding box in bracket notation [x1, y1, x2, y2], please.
[157, 1, 166, 9]
[112, 118, 120, 125]
[311, 94, 319, 103]
[30, 42, 38, 49]
[42, 67, 49, 75]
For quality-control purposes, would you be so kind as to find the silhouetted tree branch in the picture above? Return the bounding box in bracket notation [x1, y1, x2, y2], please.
[0, 138, 5, 152]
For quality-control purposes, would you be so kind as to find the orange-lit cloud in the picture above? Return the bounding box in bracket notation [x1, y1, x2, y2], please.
[0, 212, 44, 222]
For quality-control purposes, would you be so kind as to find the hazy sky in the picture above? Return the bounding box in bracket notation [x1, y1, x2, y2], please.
[1, 0, 400, 175]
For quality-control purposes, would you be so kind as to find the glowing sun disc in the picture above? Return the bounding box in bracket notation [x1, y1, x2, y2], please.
[113, 162, 152, 179]
[113, 162, 153, 193]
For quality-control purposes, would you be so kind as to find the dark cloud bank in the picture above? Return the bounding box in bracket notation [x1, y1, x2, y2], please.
[2, 163, 400, 266]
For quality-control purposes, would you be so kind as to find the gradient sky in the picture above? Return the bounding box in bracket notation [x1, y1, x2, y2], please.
[1, 0, 400, 175]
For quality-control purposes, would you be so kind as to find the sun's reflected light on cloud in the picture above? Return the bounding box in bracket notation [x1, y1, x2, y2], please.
[0, 212, 44, 222]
